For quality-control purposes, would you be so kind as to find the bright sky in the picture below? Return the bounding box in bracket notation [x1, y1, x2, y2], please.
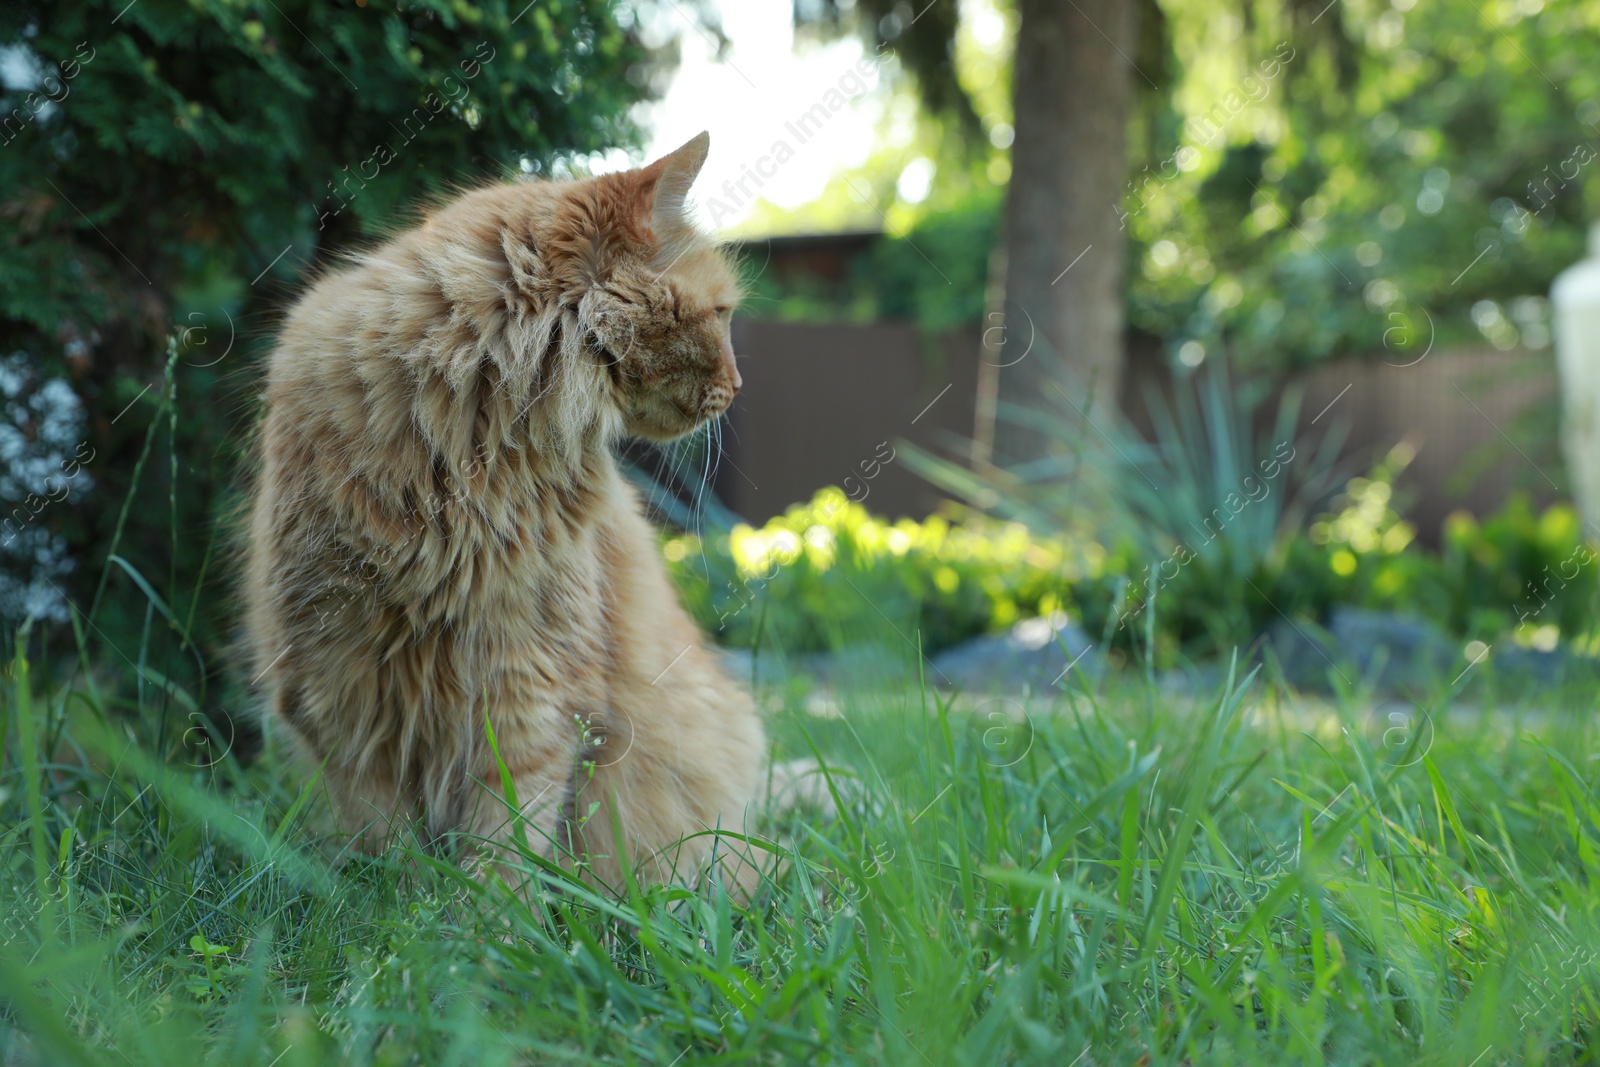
[632, 0, 898, 232]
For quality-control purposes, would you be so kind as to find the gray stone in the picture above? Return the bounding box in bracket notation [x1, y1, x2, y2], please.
[928, 613, 1101, 695]
[1268, 606, 1456, 694]
[717, 647, 770, 687]
[1485, 647, 1600, 689]
[717, 643, 914, 690]
[1158, 661, 1229, 695]
[803, 643, 917, 689]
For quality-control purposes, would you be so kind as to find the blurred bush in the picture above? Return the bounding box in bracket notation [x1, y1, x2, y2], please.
[664, 487, 1094, 655]
[667, 477, 1600, 664]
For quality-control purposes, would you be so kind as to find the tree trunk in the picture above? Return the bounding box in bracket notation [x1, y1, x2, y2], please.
[981, 0, 1134, 467]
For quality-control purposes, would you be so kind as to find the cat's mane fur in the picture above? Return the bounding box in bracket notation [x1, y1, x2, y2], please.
[241, 133, 769, 890]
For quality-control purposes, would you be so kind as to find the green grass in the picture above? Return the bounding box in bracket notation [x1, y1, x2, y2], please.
[6, 634, 1600, 1066]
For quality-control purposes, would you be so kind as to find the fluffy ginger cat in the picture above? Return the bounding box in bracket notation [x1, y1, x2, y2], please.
[242, 132, 772, 893]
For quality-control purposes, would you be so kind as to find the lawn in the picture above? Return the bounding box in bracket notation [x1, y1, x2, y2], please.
[5, 639, 1600, 1066]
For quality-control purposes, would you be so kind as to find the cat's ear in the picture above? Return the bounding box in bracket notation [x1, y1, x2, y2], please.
[638, 131, 709, 233]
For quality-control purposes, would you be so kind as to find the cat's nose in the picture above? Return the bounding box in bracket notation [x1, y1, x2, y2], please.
[731, 368, 742, 394]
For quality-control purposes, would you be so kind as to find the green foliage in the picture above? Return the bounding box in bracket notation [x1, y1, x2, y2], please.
[854, 184, 1001, 332]
[665, 486, 1086, 654]
[1438, 495, 1599, 640]
[794, 0, 983, 146]
[1126, 0, 1599, 369]
[754, 0, 1597, 372]
[667, 468, 1600, 666]
[1065, 371, 1346, 657]
[897, 366, 1351, 661]
[1220, 457, 1600, 650]
[738, 187, 1002, 333]
[1108, 462, 1598, 660]
[885, 358, 1596, 661]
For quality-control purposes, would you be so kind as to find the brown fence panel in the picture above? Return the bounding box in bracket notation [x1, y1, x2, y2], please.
[719, 318, 1560, 539]
[718, 319, 981, 522]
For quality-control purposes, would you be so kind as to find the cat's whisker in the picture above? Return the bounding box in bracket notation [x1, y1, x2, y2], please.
[720, 412, 744, 449]
[694, 421, 716, 539]
[691, 419, 725, 581]
[640, 443, 672, 525]
[707, 417, 726, 517]
[717, 413, 735, 466]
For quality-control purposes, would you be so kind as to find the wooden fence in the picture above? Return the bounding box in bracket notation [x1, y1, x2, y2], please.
[712, 318, 1562, 544]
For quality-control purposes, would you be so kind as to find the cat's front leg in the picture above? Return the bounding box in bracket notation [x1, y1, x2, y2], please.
[566, 647, 769, 896]
[454, 700, 605, 889]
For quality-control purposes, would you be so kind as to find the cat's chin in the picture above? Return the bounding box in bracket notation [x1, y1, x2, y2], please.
[630, 418, 719, 443]
[623, 396, 727, 441]
[623, 411, 707, 443]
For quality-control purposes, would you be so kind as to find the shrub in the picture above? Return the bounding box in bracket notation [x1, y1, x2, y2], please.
[665, 477, 1600, 665]
[664, 488, 1092, 655]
